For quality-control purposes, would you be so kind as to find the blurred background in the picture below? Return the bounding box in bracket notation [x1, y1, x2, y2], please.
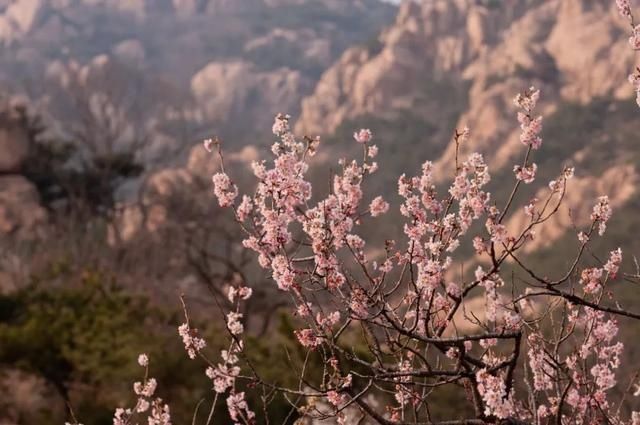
[1, 0, 639, 423]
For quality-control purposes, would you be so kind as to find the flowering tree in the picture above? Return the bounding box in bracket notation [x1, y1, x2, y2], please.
[67, 2, 640, 425]
[182, 83, 640, 424]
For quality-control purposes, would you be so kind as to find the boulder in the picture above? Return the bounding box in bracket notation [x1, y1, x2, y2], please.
[0, 111, 30, 173]
[0, 175, 47, 238]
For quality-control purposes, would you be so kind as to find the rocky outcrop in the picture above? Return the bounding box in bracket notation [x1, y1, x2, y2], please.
[191, 61, 310, 139]
[108, 143, 258, 243]
[295, 0, 540, 136]
[0, 0, 395, 149]
[0, 0, 43, 45]
[296, 0, 634, 167]
[0, 175, 47, 238]
[292, 0, 639, 262]
[0, 107, 30, 173]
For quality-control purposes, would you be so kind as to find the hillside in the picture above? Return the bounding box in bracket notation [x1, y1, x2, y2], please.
[0, 0, 395, 151]
[293, 0, 639, 265]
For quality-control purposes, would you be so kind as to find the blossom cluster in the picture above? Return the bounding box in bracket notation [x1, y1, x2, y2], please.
[616, 0, 640, 106]
[204, 285, 255, 423]
[112, 354, 172, 425]
[178, 322, 206, 359]
[201, 83, 640, 423]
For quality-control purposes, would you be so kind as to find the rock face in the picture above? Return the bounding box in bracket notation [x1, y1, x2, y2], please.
[295, 0, 633, 163]
[0, 0, 43, 45]
[295, 0, 541, 136]
[0, 103, 30, 173]
[292, 0, 640, 260]
[0, 0, 395, 149]
[0, 175, 47, 238]
[191, 61, 310, 140]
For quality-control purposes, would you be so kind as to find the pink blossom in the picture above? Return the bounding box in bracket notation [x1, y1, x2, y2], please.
[203, 138, 216, 153]
[235, 195, 253, 221]
[178, 323, 206, 359]
[296, 302, 312, 317]
[578, 231, 589, 243]
[327, 390, 347, 407]
[518, 115, 543, 149]
[604, 248, 623, 276]
[446, 281, 462, 298]
[134, 378, 157, 398]
[349, 288, 369, 318]
[227, 286, 253, 303]
[476, 369, 514, 419]
[472, 236, 488, 254]
[138, 353, 149, 367]
[563, 166, 575, 179]
[226, 392, 254, 423]
[353, 128, 373, 144]
[148, 400, 172, 425]
[631, 25, 640, 50]
[369, 196, 389, 217]
[513, 163, 537, 183]
[513, 86, 540, 112]
[548, 179, 562, 192]
[486, 220, 508, 244]
[629, 69, 640, 88]
[527, 334, 554, 391]
[206, 364, 240, 393]
[524, 198, 538, 218]
[227, 312, 244, 335]
[272, 113, 291, 136]
[617, 0, 632, 19]
[294, 329, 323, 349]
[580, 267, 604, 294]
[212, 172, 238, 207]
[591, 195, 612, 236]
[271, 255, 295, 291]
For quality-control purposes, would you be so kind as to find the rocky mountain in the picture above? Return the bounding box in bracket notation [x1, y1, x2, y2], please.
[0, 0, 395, 151]
[3, 0, 640, 264]
[293, 0, 639, 263]
[0, 0, 396, 244]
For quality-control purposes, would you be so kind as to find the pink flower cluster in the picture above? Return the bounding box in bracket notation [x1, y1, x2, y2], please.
[476, 369, 515, 419]
[629, 69, 640, 107]
[226, 391, 255, 424]
[294, 328, 323, 348]
[578, 248, 622, 293]
[199, 86, 635, 423]
[616, 0, 640, 107]
[369, 195, 389, 217]
[568, 307, 623, 415]
[527, 335, 555, 391]
[513, 163, 537, 184]
[514, 87, 543, 150]
[178, 323, 206, 359]
[212, 172, 238, 208]
[211, 284, 255, 422]
[590, 195, 612, 236]
[353, 128, 373, 144]
[617, 0, 632, 19]
[113, 354, 172, 425]
[630, 25, 640, 50]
